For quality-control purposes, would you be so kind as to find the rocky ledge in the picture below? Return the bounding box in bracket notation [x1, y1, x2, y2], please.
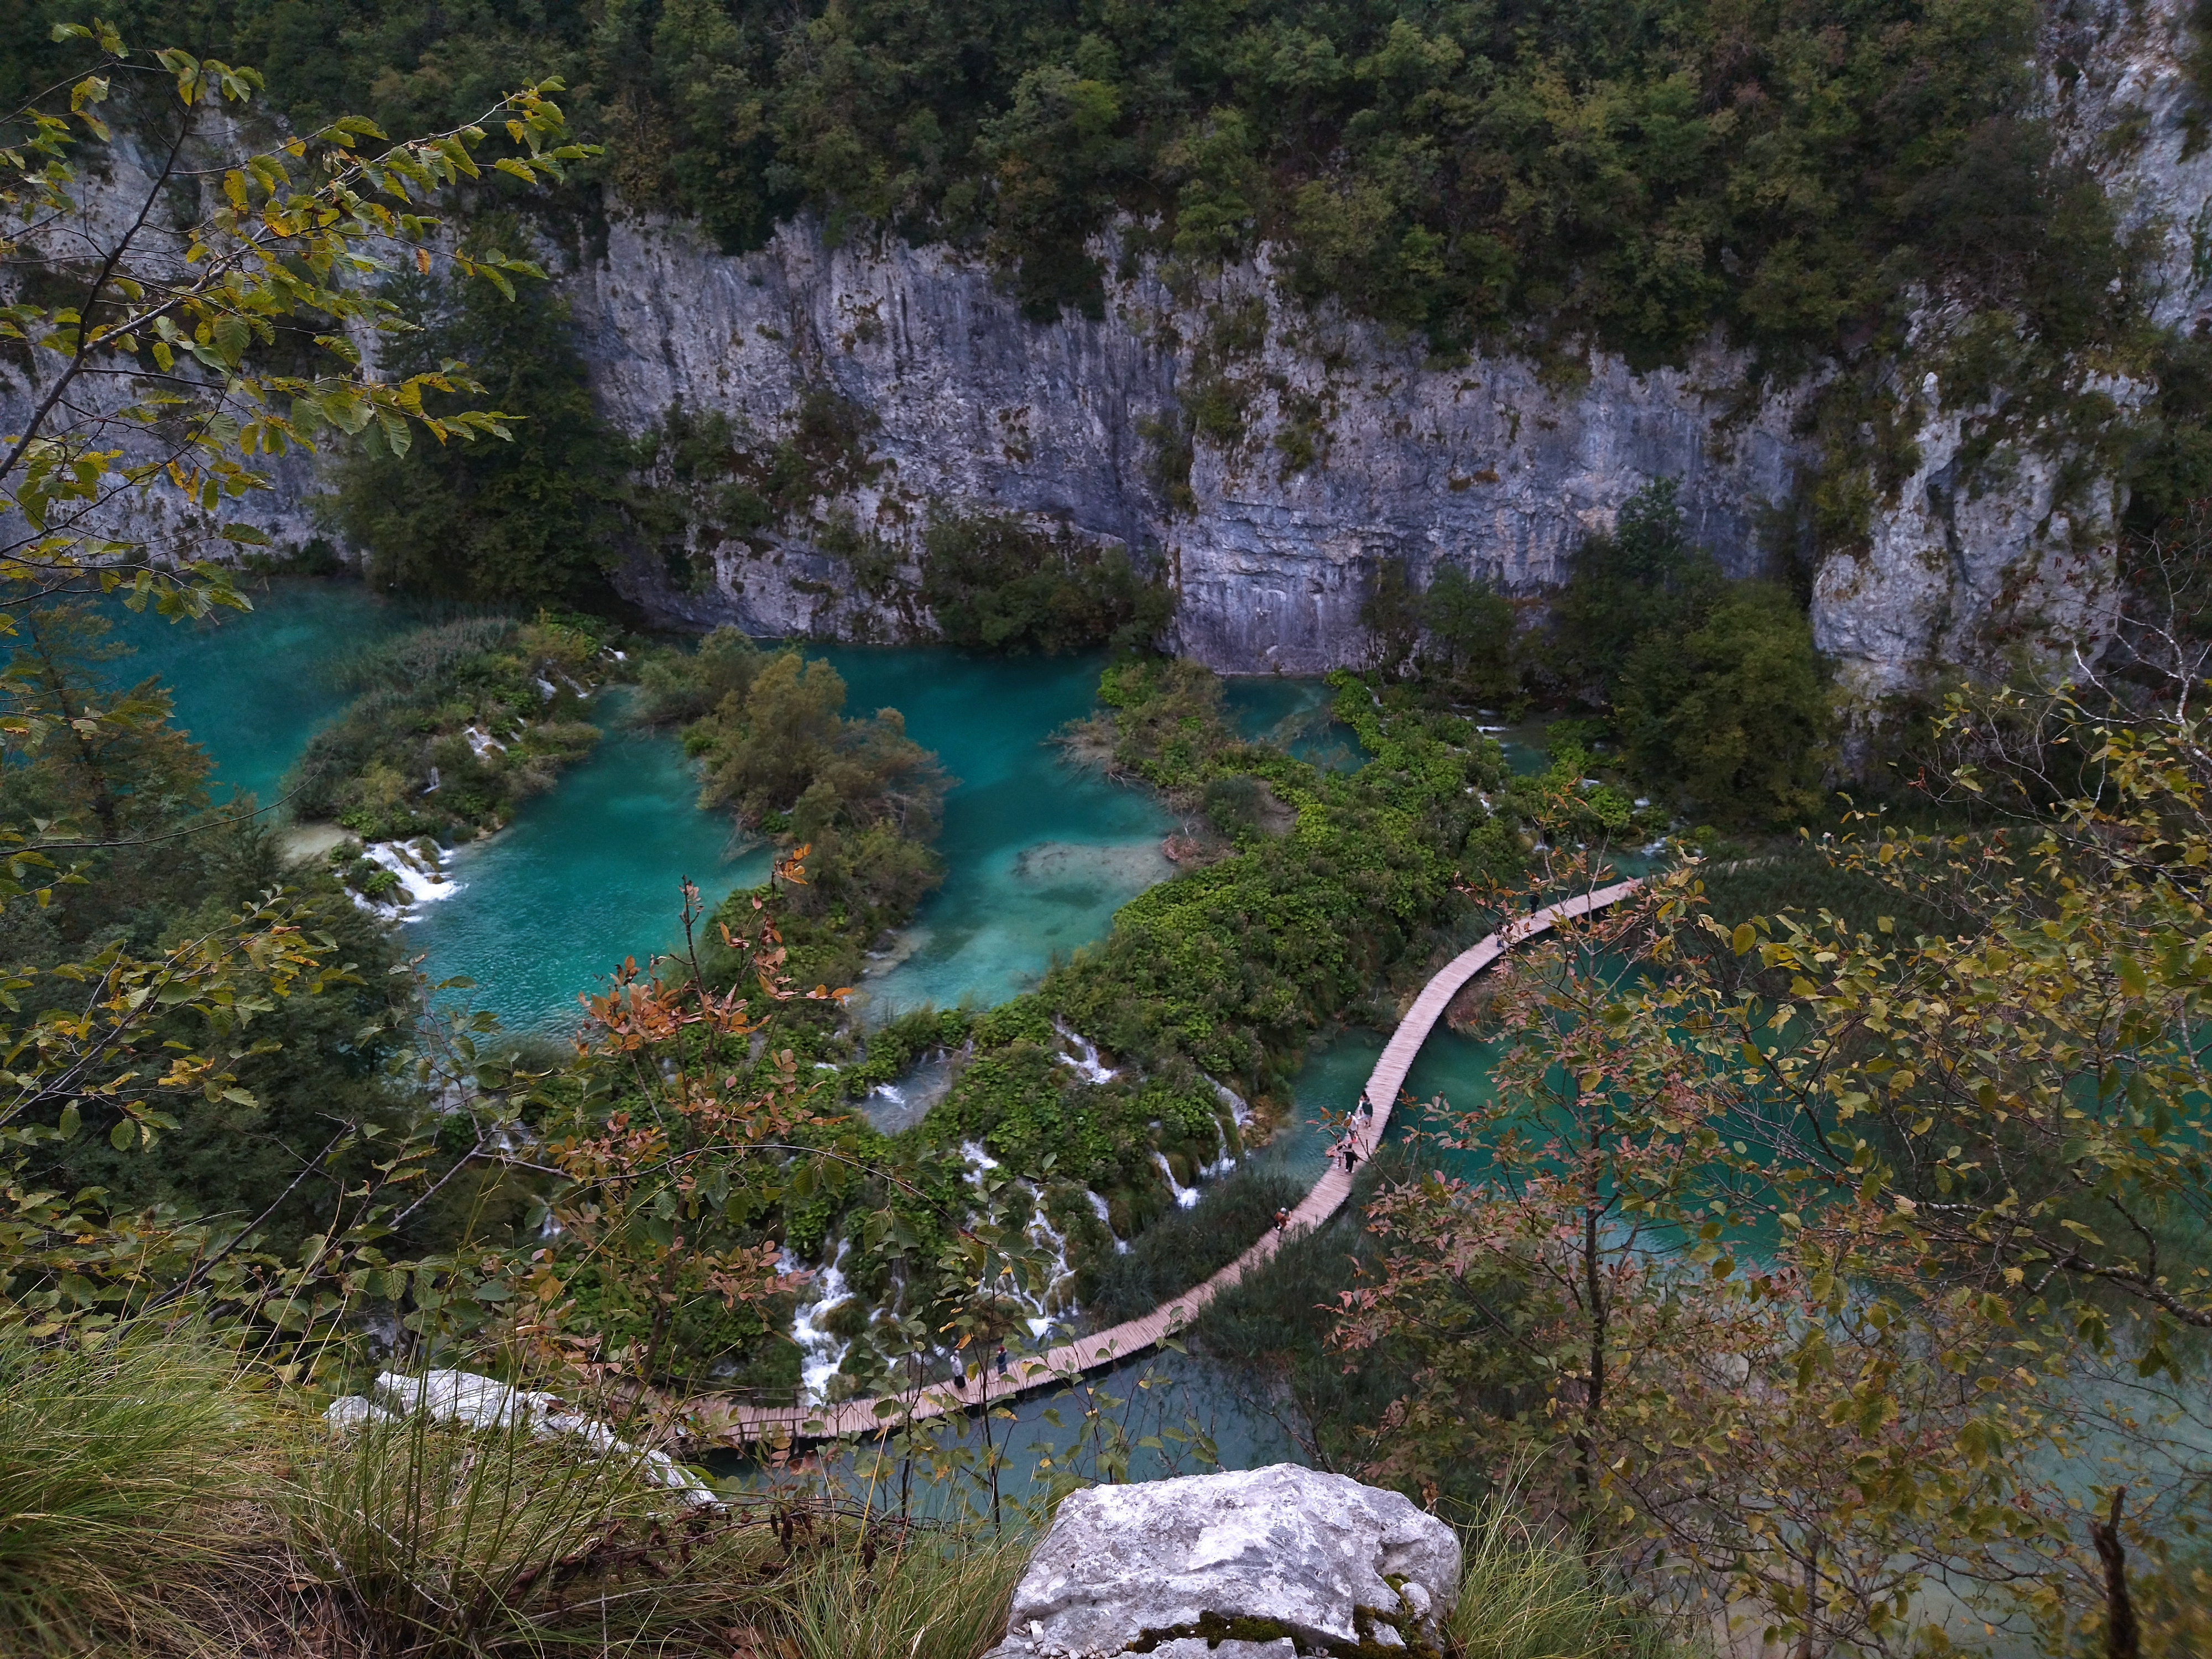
[984, 1465, 1462, 1659]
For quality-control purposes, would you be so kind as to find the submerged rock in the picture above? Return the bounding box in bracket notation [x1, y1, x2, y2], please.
[985, 1464, 1459, 1659]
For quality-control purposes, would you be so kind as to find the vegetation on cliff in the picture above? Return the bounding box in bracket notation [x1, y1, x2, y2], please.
[8, 0, 2115, 377]
[1367, 478, 1834, 827]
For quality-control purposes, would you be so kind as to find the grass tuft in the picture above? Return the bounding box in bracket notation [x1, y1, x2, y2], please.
[1447, 1495, 1682, 1659]
[770, 1525, 1029, 1659]
[282, 1406, 780, 1652]
[0, 1321, 257, 1653]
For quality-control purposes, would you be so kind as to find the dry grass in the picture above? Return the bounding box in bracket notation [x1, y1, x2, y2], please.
[0, 1322, 263, 1655]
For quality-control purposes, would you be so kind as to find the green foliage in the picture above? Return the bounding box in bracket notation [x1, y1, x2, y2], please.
[1079, 1163, 1300, 1327]
[920, 514, 1173, 655]
[1045, 660, 1516, 1091]
[0, 20, 585, 623]
[0, 605, 420, 1255]
[0, 1324, 252, 1653]
[288, 614, 618, 843]
[628, 391, 886, 596]
[1446, 1495, 1681, 1659]
[1545, 480, 1726, 704]
[331, 255, 627, 607]
[8, 0, 2100, 369]
[1614, 583, 1833, 825]
[1547, 480, 1833, 825]
[1363, 562, 1522, 706]
[643, 637, 948, 992]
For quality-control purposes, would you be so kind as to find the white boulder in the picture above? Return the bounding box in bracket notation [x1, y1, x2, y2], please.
[989, 1464, 1460, 1659]
[322, 1367, 716, 1509]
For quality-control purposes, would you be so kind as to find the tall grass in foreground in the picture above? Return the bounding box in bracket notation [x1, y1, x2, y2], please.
[1449, 1495, 1685, 1659]
[0, 1322, 254, 1652]
[770, 1526, 1030, 1659]
[284, 1408, 780, 1653]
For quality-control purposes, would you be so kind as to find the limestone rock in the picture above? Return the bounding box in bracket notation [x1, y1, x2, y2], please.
[322, 1368, 717, 1509]
[985, 1464, 1459, 1659]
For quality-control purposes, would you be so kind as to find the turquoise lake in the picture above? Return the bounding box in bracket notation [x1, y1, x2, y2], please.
[103, 587, 1175, 1031]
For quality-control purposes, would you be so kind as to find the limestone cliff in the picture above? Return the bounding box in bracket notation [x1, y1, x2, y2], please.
[8, 0, 2206, 714]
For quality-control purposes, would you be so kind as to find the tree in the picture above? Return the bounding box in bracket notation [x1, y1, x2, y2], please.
[1, 20, 585, 630]
[1344, 684, 2212, 1649]
[1614, 581, 1833, 823]
[0, 19, 589, 1339]
[1420, 566, 1520, 706]
[330, 247, 626, 606]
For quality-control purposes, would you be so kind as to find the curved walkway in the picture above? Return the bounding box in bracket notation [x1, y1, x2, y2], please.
[713, 879, 1643, 1446]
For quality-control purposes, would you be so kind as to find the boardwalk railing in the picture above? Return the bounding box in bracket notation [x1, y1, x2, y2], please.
[709, 878, 1645, 1446]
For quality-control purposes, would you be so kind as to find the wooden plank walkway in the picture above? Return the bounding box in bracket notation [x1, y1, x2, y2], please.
[713, 879, 1643, 1446]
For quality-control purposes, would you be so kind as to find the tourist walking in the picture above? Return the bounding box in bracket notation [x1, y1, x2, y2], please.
[994, 1345, 1009, 1379]
[1342, 1144, 1360, 1174]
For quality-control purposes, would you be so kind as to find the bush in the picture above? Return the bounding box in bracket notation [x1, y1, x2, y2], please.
[287, 615, 617, 844]
[1079, 1164, 1304, 1326]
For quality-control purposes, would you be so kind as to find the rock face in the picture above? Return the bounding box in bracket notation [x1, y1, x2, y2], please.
[7, 5, 2199, 715]
[983, 1464, 1460, 1659]
[571, 221, 1809, 680]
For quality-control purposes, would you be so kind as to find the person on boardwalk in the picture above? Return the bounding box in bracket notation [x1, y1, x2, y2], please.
[1274, 1207, 1291, 1232]
[994, 1345, 1009, 1380]
[1343, 1144, 1360, 1174]
[1357, 1088, 1372, 1120]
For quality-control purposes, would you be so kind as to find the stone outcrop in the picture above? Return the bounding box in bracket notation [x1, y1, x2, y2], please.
[982, 1464, 1460, 1659]
[324, 1368, 717, 1509]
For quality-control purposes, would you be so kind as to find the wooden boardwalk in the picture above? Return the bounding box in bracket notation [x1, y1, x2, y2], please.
[714, 879, 1642, 1446]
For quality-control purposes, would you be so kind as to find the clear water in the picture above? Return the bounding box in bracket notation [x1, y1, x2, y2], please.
[813, 646, 1174, 1020]
[1220, 676, 1361, 770]
[97, 598, 1183, 1035]
[405, 694, 769, 1034]
[105, 579, 421, 806]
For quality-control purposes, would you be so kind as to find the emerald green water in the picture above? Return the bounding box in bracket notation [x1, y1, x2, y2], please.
[108, 580, 421, 806]
[98, 592, 1180, 1032]
[814, 646, 1173, 1020]
[406, 698, 768, 1032]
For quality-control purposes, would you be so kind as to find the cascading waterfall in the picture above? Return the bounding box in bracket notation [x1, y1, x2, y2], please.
[787, 1239, 854, 1401]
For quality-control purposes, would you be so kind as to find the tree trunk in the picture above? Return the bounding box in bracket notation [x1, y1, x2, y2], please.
[2089, 1488, 2141, 1659]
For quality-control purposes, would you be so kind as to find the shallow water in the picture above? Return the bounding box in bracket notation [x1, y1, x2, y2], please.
[815, 646, 1174, 1020]
[404, 696, 768, 1034]
[1220, 676, 1361, 770]
[107, 580, 420, 806]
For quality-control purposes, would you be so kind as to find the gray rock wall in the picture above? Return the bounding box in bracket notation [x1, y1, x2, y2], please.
[10, 5, 2203, 715]
[568, 220, 1812, 675]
